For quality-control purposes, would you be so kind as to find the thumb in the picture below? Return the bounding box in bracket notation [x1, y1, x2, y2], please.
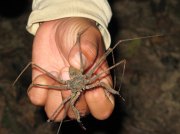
[68, 28, 102, 70]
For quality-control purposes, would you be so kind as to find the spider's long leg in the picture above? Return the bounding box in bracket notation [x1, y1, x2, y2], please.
[100, 82, 125, 101]
[32, 63, 66, 84]
[56, 103, 68, 134]
[118, 59, 126, 93]
[27, 83, 69, 93]
[76, 32, 84, 73]
[13, 62, 67, 86]
[70, 92, 86, 130]
[86, 40, 125, 78]
[13, 62, 32, 86]
[47, 95, 71, 122]
[56, 121, 63, 134]
[111, 50, 116, 89]
[86, 82, 125, 101]
[88, 59, 126, 84]
[86, 82, 118, 95]
[86, 47, 114, 78]
[87, 59, 126, 101]
[86, 34, 163, 78]
[75, 27, 91, 73]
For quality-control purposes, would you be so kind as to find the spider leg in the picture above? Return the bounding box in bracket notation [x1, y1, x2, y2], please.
[70, 92, 86, 130]
[56, 120, 63, 134]
[100, 82, 125, 101]
[56, 102, 69, 134]
[75, 27, 91, 73]
[86, 82, 125, 101]
[13, 62, 67, 86]
[86, 48, 113, 78]
[47, 95, 71, 122]
[27, 83, 69, 93]
[76, 31, 84, 73]
[111, 49, 116, 89]
[87, 59, 126, 84]
[31, 63, 67, 84]
[86, 34, 163, 78]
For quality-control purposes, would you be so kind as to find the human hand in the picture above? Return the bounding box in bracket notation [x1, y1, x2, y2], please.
[28, 18, 114, 121]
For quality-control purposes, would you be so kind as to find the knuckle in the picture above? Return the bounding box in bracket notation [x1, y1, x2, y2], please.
[28, 91, 45, 106]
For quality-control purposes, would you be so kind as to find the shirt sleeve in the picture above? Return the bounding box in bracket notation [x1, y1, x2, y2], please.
[26, 0, 112, 49]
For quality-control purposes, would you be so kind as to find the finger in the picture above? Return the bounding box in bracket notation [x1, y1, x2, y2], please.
[85, 88, 114, 120]
[85, 60, 115, 120]
[60, 67, 89, 119]
[45, 89, 66, 122]
[44, 70, 67, 122]
[67, 94, 89, 120]
[68, 27, 101, 70]
[28, 74, 53, 106]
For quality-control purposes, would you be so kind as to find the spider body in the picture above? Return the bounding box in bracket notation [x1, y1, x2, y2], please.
[67, 66, 87, 92]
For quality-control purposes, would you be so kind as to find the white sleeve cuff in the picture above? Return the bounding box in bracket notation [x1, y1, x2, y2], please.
[26, 0, 112, 48]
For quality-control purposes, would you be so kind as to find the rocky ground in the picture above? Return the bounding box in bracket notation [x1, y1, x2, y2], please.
[0, 0, 180, 134]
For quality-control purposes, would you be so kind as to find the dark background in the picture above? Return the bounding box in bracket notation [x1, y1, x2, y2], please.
[0, 0, 180, 134]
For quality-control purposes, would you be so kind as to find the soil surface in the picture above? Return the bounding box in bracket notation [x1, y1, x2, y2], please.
[0, 0, 180, 134]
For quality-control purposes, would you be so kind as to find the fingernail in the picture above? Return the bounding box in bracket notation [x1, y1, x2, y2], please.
[50, 71, 59, 78]
[60, 67, 70, 80]
[70, 52, 87, 70]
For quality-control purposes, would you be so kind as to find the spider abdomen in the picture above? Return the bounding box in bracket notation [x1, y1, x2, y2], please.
[68, 75, 86, 92]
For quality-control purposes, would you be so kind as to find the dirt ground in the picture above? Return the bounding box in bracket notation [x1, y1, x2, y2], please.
[0, 0, 180, 134]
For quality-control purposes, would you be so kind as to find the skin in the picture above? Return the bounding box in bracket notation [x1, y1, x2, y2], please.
[28, 17, 115, 121]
